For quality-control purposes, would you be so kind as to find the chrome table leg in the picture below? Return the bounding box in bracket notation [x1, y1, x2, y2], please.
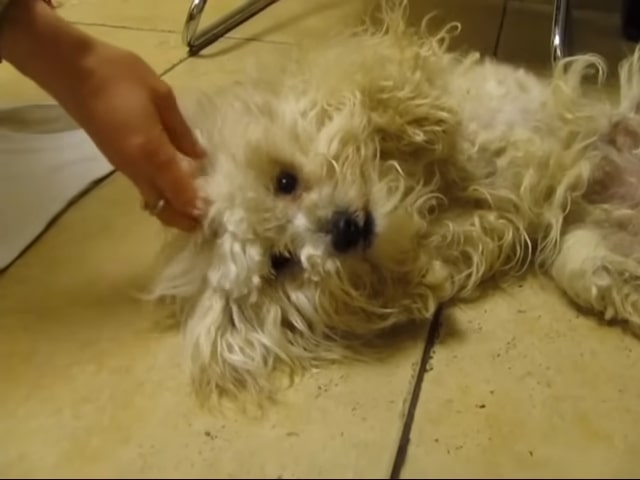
[183, 0, 279, 56]
[550, 0, 570, 64]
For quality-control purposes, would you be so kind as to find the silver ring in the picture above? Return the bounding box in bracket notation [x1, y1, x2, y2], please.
[143, 198, 166, 216]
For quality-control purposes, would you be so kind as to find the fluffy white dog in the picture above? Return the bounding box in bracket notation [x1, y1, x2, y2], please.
[149, 0, 640, 406]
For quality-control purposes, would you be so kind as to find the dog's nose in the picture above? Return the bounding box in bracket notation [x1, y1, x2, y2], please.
[330, 210, 373, 253]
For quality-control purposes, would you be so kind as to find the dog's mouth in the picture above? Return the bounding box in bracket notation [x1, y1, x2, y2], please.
[270, 251, 295, 276]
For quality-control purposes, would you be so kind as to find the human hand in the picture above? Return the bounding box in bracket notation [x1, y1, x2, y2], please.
[60, 42, 207, 231]
[1, 0, 207, 231]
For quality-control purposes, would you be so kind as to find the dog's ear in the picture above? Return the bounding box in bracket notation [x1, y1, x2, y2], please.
[363, 1, 461, 160]
[310, 22, 460, 164]
[312, 77, 458, 176]
[151, 232, 290, 405]
[363, 76, 458, 160]
[183, 287, 295, 406]
[146, 231, 213, 305]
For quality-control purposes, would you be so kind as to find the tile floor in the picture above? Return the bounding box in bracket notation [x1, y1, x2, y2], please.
[1, 0, 640, 477]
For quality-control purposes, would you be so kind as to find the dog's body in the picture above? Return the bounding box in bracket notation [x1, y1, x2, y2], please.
[150, 2, 640, 404]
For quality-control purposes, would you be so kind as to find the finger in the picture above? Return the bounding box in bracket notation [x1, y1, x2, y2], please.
[147, 138, 205, 218]
[138, 181, 200, 232]
[152, 153, 203, 218]
[155, 84, 207, 160]
[156, 203, 201, 232]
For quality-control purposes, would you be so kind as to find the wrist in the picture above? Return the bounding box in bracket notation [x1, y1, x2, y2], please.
[0, 0, 101, 100]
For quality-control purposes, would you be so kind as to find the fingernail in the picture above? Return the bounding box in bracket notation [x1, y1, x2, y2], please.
[191, 196, 208, 218]
[194, 129, 208, 156]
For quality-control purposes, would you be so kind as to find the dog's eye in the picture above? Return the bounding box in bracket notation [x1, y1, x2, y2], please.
[275, 170, 298, 195]
[270, 253, 293, 274]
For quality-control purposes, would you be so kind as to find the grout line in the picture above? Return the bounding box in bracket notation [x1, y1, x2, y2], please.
[224, 34, 292, 46]
[155, 36, 289, 79]
[492, 0, 509, 58]
[70, 20, 178, 34]
[70, 21, 292, 46]
[159, 56, 191, 78]
[388, 307, 443, 479]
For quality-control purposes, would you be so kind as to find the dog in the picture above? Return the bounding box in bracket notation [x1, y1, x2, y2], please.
[148, 0, 640, 406]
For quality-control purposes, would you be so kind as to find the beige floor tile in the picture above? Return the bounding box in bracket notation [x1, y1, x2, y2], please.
[58, 0, 244, 34]
[220, 0, 380, 45]
[163, 36, 293, 92]
[59, 0, 504, 54]
[497, 1, 636, 74]
[209, 0, 504, 51]
[57, 0, 371, 45]
[0, 25, 186, 106]
[0, 173, 425, 477]
[401, 275, 640, 478]
[0, 65, 52, 107]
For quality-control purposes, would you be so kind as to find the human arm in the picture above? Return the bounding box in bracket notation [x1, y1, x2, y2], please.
[0, 0, 206, 231]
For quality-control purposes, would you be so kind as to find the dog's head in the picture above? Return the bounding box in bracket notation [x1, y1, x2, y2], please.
[151, 14, 460, 403]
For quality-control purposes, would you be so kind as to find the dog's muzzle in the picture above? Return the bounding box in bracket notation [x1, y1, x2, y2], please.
[330, 209, 374, 253]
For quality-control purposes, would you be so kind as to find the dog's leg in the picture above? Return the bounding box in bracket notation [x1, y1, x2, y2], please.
[549, 223, 640, 334]
[545, 49, 640, 334]
[425, 210, 533, 302]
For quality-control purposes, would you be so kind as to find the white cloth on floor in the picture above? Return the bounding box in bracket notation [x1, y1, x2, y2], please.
[0, 104, 113, 270]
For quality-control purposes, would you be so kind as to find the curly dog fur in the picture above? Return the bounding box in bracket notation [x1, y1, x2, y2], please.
[148, 0, 640, 406]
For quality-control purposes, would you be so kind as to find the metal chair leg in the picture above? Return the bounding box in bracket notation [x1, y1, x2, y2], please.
[183, 0, 279, 56]
[550, 0, 570, 64]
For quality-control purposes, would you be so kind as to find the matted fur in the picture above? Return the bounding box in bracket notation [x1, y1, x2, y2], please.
[148, 0, 640, 407]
